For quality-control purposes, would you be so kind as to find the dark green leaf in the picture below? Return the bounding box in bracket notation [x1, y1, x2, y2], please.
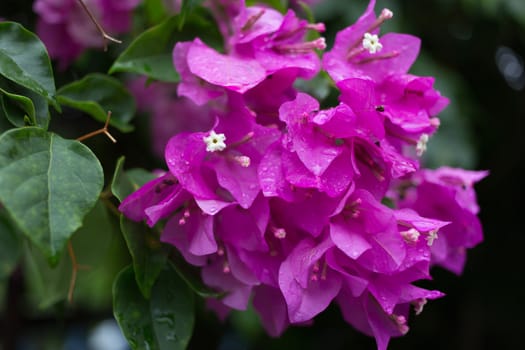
[111, 156, 135, 203]
[23, 201, 126, 310]
[0, 22, 58, 109]
[23, 240, 70, 309]
[0, 78, 50, 129]
[0, 88, 34, 127]
[145, 0, 170, 24]
[109, 11, 222, 82]
[0, 210, 22, 279]
[111, 156, 157, 202]
[57, 73, 135, 132]
[127, 168, 157, 188]
[109, 17, 181, 82]
[113, 264, 195, 350]
[0, 127, 103, 265]
[120, 216, 170, 298]
[180, 0, 206, 27]
[246, 0, 287, 12]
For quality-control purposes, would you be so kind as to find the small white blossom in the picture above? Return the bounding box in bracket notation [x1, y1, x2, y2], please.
[362, 32, 383, 54]
[203, 130, 226, 152]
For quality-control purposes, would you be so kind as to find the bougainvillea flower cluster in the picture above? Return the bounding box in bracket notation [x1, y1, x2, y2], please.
[119, 1, 487, 348]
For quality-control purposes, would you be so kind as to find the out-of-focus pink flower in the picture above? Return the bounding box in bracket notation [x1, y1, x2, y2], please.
[34, 0, 140, 68]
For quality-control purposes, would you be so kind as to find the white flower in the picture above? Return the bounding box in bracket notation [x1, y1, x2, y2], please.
[362, 32, 383, 54]
[203, 130, 226, 152]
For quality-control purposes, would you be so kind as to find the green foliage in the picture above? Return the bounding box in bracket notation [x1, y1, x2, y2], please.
[57, 73, 136, 132]
[109, 10, 222, 83]
[0, 210, 22, 280]
[180, 0, 207, 27]
[109, 16, 182, 83]
[0, 22, 58, 110]
[111, 156, 156, 203]
[0, 127, 103, 265]
[120, 217, 171, 299]
[246, 0, 287, 13]
[144, 0, 171, 24]
[113, 264, 195, 350]
[0, 82, 50, 129]
[112, 157, 170, 298]
[23, 201, 126, 310]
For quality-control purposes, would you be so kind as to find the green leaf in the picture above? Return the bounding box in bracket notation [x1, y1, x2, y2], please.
[145, 0, 170, 24]
[0, 91, 33, 127]
[0, 127, 103, 265]
[57, 73, 135, 132]
[109, 17, 181, 82]
[120, 216, 170, 299]
[0, 211, 22, 280]
[0, 78, 50, 129]
[246, 0, 287, 12]
[23, 201, 126, 310]
[109, 11, 222, 82]
[111, 156, 157, 202]
[0, 22, 58, 109]
[111, 156, 135, 203]
[127, 168, 157, 188]
[23, 240, 70, 309]
[180, 0, 206, 27]
[113, 264, 195, 350]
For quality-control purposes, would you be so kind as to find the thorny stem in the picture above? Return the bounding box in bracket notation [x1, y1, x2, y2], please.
[76, 111, 117, 143]
[67, 241, 90, 304]
[76, 0, 122, 51]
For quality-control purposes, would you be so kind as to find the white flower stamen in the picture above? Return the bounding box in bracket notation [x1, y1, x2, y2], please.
[380, 8, 394, 20]
[233, 155, 251, 167]
[416, 134, 429, 156]
[401, 228, 420, 243]
[203, 130, 226, 152]
[362, 32, 383, 54]
[426, 230, 438, 246]
[273, 228, 287, 239]
[413, 298, 427, 315]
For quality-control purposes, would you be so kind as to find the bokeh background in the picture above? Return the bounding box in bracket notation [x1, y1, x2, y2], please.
[1, 0, 524, 349]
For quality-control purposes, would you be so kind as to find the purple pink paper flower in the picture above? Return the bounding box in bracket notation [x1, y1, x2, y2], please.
[119, 1, 487, 349]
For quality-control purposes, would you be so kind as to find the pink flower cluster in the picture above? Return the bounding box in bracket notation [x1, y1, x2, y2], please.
[120, 1, 487, 348]
[34, 0, 141, 68]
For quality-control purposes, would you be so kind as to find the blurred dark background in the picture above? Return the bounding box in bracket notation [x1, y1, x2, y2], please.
[1, 0, 524, 349]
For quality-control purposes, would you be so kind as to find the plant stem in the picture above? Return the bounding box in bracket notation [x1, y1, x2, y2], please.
[76, 0, 122, 51]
